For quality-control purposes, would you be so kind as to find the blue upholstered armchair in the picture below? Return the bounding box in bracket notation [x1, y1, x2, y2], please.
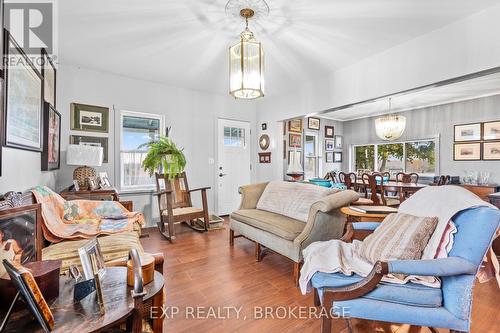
[311, 207, 500, 333]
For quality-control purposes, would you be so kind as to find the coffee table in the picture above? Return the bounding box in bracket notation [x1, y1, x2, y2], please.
[2, 267, 164, 333]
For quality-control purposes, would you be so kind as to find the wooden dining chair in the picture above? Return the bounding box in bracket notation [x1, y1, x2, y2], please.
[437, 175, 451, 186]
[396, 172, 419, 184]
[154, 172, 211, 241]
[324, 171, 339, 183]
[363, 173, 400, 207]
[338, 172, 357, 190]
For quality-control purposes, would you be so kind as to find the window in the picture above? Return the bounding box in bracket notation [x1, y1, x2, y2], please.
[352, 139, 437, 177]
[304, 133, 319, 179]
[120, 111, 162, 190]
[223, 126, 246, 147]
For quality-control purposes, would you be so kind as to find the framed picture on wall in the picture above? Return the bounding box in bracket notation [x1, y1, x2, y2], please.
[483, 142, 500, 160]
[334, 135, 343, 149]
[308, 117, 320, 130]
[325, 152, 334, 163]
[288, 119, 302, 133]
[70, 135, 109, 163]
[454, 123, 481, 142]
[41, 102, 61, 171]
[483, 121, 500, 141]
[289, 133, 302, 148]
[334, 152, 343, 163]
[454, 143, 481, 161]
[3, 31, 44, 152]
[70, 103, 109, 133]
[41, 48, 56, 108]
[324, 125, 334, 138]
[325, 139, 334, 151]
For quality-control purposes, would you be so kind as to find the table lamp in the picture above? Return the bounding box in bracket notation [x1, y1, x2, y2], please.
[67, 144, 104, 189]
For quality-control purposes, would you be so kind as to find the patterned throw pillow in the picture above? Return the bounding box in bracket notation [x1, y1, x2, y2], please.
[359, 213, 439, 264]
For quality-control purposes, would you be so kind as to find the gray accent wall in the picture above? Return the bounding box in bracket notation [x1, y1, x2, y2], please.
[342, 95, 500, 183]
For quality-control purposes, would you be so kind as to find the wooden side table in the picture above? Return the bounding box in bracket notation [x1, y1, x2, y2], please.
[1, 267, 164, 333]
[60, 187, 120, 201]
[340, 206, 395, 241]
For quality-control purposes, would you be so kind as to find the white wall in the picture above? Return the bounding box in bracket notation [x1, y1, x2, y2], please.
[57, 64, 257, 225]
[255, 3, 500, 183]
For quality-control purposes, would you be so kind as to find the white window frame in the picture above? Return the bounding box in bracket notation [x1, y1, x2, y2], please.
[304, 131, 321, 179]
[350, 136, 440, 177]
[119, 110, 164, 192]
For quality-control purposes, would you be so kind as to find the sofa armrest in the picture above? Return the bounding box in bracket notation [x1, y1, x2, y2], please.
[238, 183, 268, 209]
[294, 190, 359, 250]
[388, 257, 477, 277]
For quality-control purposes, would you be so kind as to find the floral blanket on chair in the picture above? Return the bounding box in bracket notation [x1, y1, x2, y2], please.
[31, 186, 144, 243]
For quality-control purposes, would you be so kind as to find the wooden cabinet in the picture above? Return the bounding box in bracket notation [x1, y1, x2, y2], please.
[459, 184, 500, 202]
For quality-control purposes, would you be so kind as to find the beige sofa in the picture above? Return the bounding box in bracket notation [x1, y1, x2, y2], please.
[229, 182, 359, 284]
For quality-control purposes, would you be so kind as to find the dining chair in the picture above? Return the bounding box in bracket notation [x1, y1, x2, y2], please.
[396, 172, 419, 184]
[338, 172, 357, 190]
[311, 206, 500, 333]
[437, 175, 451, 186]
[325, 171, 340, 183]
[154, 172, 211, 240]
[363, 173, 399, 207]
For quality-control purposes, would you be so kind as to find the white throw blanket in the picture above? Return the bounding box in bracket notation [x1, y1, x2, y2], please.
[299, 185, 497, 295]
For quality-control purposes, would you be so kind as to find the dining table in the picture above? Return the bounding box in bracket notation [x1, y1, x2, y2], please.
[353, 179, 428, 202]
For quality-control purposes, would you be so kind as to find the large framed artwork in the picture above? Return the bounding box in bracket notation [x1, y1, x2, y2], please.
[41, 48, 56, 108]
[453, 143, 481, 161]
[0, 204, 43, 279]
[483, 142, 500, 160]
[41, 102, 61, 171]
[70, 103, 109, 133]
[3, 30, 43, 152]
[454, 123, 481, 142]
[483, 121, 500, 141]
[70, 135, 109, 163]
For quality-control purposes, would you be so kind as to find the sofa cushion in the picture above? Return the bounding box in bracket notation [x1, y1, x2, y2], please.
[256, 181, 338, 222]
[231, 209, 305, 240]
[42, 231, 144, 272]
[312, 272, 442, 308]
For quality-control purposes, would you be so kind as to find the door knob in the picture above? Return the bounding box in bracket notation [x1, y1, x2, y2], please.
[219, 173, 227, 177]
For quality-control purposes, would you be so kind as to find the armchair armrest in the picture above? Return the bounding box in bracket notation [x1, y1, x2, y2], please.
[388, 257, 477, 277]
[313, 190, 360, 213]
[188, 186, 211, 193]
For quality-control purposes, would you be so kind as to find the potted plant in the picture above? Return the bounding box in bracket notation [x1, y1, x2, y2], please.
[141, 136, 186, 180]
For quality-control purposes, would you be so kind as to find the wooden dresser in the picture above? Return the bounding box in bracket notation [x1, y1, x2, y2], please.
[459, 184, 500, 202]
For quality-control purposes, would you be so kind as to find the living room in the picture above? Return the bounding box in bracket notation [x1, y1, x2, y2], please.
[0, 1, 499, 332]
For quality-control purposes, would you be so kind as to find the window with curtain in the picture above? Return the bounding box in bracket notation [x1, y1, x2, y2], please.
[120, 112, 162, 190]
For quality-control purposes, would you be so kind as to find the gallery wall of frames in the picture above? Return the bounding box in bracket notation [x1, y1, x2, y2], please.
[453, 121, 500, 161]
[0, 25, 59, 175]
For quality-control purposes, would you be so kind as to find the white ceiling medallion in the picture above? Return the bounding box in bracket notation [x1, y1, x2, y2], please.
[375, 98, 407, 141]
[227, 0, 268, 100]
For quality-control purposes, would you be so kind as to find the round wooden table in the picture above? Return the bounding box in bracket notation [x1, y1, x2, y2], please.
[3, 267, 164, 333]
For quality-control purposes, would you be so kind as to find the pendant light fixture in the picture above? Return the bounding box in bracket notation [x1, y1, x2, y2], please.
[228, 7, 265, 99]
[375, 98, 406, 141]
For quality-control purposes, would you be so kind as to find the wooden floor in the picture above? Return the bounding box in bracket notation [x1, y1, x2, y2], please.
[141, 220, 500, 333]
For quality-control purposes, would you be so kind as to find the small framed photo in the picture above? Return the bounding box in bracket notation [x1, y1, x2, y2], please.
[324, 126, 334, 138]
[454, 123, 481, 142]
[334, 152, 343, 162]
[334, 135, 343, 149]
[454, 143, 481, 161]
[288, 119, 303, 133]
[483, 121, 500, 141]
[325, 152, 334, 163]
[87, 177, 99, 190]
[308, 117, 320, 130]
[289, 133, 302, 148]
[78, 238, 106, 280]
[71, 103, 109, 133]
[325, 140, 334, 151]
[258, 152, 271, 163]
[261, 123, 267, 131]
[483, 142, 500, 160]
[72, 180, 80, 192]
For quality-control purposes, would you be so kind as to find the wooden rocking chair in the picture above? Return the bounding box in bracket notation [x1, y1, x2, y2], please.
[154, 172, 211, 240]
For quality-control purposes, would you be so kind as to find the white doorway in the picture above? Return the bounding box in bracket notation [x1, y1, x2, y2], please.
[304, 132, 321, 180]
[217, 119, 251, 215]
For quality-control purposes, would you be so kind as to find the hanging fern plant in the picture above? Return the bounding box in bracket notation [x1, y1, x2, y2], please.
[140, 136, 186, 180]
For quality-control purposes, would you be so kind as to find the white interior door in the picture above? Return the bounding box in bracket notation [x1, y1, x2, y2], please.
[217, 119, 251, 215]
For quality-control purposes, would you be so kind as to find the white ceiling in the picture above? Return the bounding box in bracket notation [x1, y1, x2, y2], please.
[319, 70, 500, 121]
[58, 0, 499, 97]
